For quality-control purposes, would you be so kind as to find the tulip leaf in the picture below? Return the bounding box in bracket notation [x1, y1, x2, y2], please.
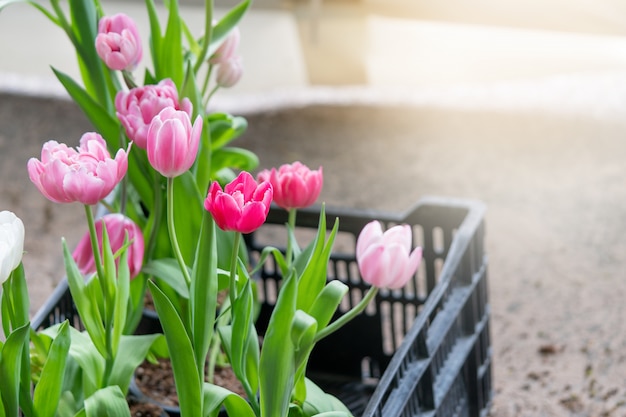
[307, 281, 349, 330]
[202, 383, 256, 417]
[207, 0, 251, 57]
[83, 386, 131, 417]
[112, 239, 130, 356]
[211, 147, 259, 177]
[173, 171, 204, 266]
[0, 322, 29, 417]
[190, 210, 218, 377]
[158, 0, 184, 88]
[142, 258, 190, 298]
[108, 334, 164, 394]
[33, 321, 71, 417]
[149, 281, 203, 416]
[291, 311, 318, 404]
[51, 67, 120, 148]
[301, 378, 352, 417]
[208, 113, 248, 150]
[259, 272, 297, 417]
[296, 207, 340, 312]
[63, 239, 107, 358]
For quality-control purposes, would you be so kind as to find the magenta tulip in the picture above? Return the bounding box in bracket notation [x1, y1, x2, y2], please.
[356, 221, 422, 290]
[216, 56, 243, 88]
[73, 213, 144, 279]
[257, 161, 323, 210]
[146, 107, 202, 178]
[204, 171, 273, 234]
[209, 27, 241, 65]
[95, 13, 142, 71]
[27, 133, 129, 205]
[115, 79, 192, 149]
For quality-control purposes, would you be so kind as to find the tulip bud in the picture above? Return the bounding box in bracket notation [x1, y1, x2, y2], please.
[73, 214, 144, 279]
[257, 161, 323, 210]
[209, 27, 241, 65]
[95, 13, 143, 71]
[216, 56, 243, 88]
[0, 211, 25, 284]
[146, 107, 202, 178]
[204, 171, 273, 234]
[356, 221, 422, 290]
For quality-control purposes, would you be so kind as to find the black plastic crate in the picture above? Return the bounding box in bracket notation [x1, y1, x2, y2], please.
[32, 196, 492, 417]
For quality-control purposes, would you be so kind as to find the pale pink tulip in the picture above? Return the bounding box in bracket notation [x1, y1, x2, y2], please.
[257, 161, 323, 210]
[209, 27, 241, 65]
[204, 171, 273, 234]
[216, 56, 243, 88]
[95, 13, 142, 71]
[356, 221, 422, 290]
[73, 213, 144, 279]
[146, 107, 202, 178]
[0, 211, 25, 284]
[115, 79, 192, 149]
[27, 133, 129, 205]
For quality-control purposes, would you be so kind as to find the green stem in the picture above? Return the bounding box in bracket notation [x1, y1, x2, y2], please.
[167, 177, 192, 286]
[145, 173, 163, 261]
[201, 64, 213, 98]
[313, 286, 379, 343]
[228, 233, 242, 308]
[122, 70, 138, 89]
[203, 85, 219, 110]
[84, 205, 115, 385]
[285, 209, 297, 270]
[194, 0, 214, 74]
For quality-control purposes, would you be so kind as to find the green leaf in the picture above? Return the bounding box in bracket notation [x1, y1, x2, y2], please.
[302, 379, 352, 417]
[109, 334, 163, 394]
[173, 171, 204, 265]
[51, 67, 120, 148]
[142, 258, 190, 299]
[259, 272, 297, 417]
[202, 383, 256, 417]
[33, 321, 71, 417]
[149, 281, 203, 416]
[296, 208, 339, 312]
[307, 281, 349, 330]
[208, 113, 247, 150]
[83, 386, 131, 417]
[0, 323, 29, 417]
[191, 210, 218, 378]
[211, 147, 259, 176]
[62, 239, 107, 358]
[112, 241, 130, 355]
[207, 0, 251, 57]
[158, 0, 184, 87]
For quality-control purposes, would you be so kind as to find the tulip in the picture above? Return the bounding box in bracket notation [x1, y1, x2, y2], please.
[0, 211, 25, 284]
[209, 27, 241, 65]
[27, 133, 129, 205]
[216, 56, 243, 88]
[146, 107, 202, 178]
[204, 171, 273, 234]
[356, 221, 422, 290]
[72, 213, 144, 279]
[95, 13, 142, 71]
[115, 79, 193, 149]
[257, 161, 323, 210]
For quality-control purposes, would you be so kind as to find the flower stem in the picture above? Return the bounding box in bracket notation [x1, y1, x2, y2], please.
[194, 0, 214, 74]
[313, 286, 379, 343]
[167, 178, 191, 286]
[228, 232, 242, 307]
[84, 205, 106, 282]
[285, 208, 297, 269]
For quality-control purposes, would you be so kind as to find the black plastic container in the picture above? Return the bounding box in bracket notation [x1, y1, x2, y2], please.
[32, 196, 492, 417]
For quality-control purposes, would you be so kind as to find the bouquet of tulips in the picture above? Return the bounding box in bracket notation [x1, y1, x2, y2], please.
[0, 0, 423, 416]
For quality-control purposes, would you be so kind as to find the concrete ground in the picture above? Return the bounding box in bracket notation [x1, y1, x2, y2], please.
[3, 1, 626, 416]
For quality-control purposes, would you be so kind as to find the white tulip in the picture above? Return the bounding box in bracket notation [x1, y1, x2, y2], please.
[0, 211, 25, 283]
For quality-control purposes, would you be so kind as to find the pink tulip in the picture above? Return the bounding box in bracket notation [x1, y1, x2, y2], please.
[146, 107, 202, 178]
[73, 213, 144, 279]
[27, 133, 129, 205]
[209, 27, 241, 65]
[216, 56, 243, 88]
[257, 161, 323, 210]
[115, 79, 192, 149]
[204, 171, 273, 234]
[95, 13, 142, 71]
[356, 221, 422, 290]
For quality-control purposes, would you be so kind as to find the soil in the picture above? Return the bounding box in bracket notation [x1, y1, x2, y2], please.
[4, 91, 626, 416]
